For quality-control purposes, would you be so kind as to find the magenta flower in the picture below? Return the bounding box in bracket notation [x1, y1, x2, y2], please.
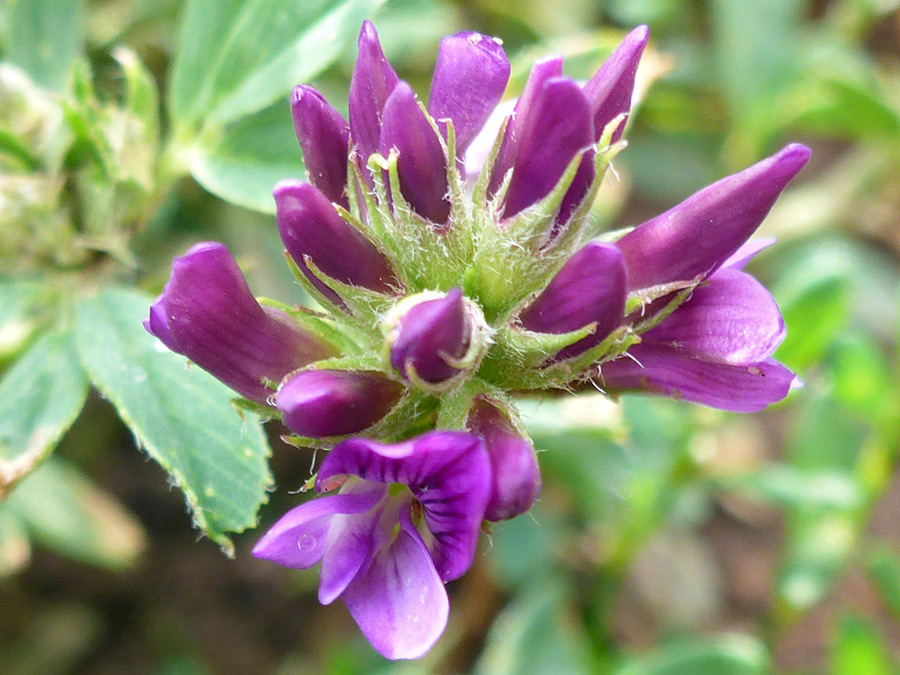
[252, 431, 490, 659]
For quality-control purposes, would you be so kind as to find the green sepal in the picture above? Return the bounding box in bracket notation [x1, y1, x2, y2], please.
[484, 321, 599, 375]
[470, 115, 510, 213]
[627, 283, 698, 334]
[498, 325, 640, 391]
[470, 147, 593, 319]
[256, 296, 365, 356]
[282, 250, 393, 329]
[232, 397, 280, 423]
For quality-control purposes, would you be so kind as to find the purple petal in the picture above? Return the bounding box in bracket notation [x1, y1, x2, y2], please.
[144, 296, 178, 352]
[291, 86, 351, 207]
[276, 370, 404, 438]
[468, 398, 541, 521]
[643, 268, 786, 364]
[600, 345, 796, 412]
[722, 237, 776, 270]
[616, 144, 811, 291]
[341, 508, 449, 660]
[488, 55, 564, 196]
[519, 241, 627, 360]
[501, 77, 593, 219]
[390, 289, 471, 384]
[317, 431, 491, 581]
[349, 20, 400, 166]
[427, 31, 510, 155]
[380, 82, 450, 224]
[274, 181, 398, 303]
[251, 489, 382, 569]
[147, 242, 333, 403]
[583, 25, 649, 143]
[318, 482, 390, 605]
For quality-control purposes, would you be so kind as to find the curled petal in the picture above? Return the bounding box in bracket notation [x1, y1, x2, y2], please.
[341, 509, 449, 660]
[317, 432, 491, 581]
[616, 144, 811, 291]
[380, 82, 450, 224]
[427, 31, 510, 155]
[276, 370, 404, 438]
[350, 20, 400, 165]
[644, 268, 786, 364]
[389, 289, 472, 384]
[583, 25, 649, 143]
[600, 345, 796, 412]
[290, 86, 351, 207]
[145, 242, 333, 403]
[501, 77, 593, 219]
[519, 241, 627, 360]
[274, 180, 398, 303]
[251, 489, 382, 569]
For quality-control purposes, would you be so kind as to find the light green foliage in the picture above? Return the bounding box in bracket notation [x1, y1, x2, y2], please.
[5, 0, 84, 91]
[2, 458, 145, 570]
[169, 0, 386, 212]
[74, 288, 273, 553]
[0, 330, 89, 497]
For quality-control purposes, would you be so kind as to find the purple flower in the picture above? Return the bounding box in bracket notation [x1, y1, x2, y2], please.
[252, 431, 491, 660]
[518, 241, 627, 361]
[602, 254, 796, 412]
[616, 144, 811, 292]
[388, 289, 478, 385]
[144, 242, 334, 403]
[276, 370, 404, 438]
[274, 180, 399, 304]
[467, 397, 541, 521]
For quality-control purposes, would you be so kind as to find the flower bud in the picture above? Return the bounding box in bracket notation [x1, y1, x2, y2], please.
[349, 20, 400, 166]
[519, 241, 627, 360]
[616, 143, 811, 292]
[274, 180, 399, 304]
[291, 86, 351, 208]
[380, 81, 450, 225]
[144, 242, 335, 403]
[276, 370, 403, 438]
[427, 31, 510, 156]
[583, 25, 649, 144]
[386, 289, 486, 387]
[467, 398, 540, 521]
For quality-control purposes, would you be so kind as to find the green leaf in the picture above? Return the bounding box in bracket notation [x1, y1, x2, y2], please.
[614, 635, 769, 675]
[709, 0, 802, 113]
[474, 581, 594, 675]
[717, 466, 862, 512]
[777, 275, 851, 372]
[74, 287, 273, 552]
[187, 103, 304, 214]
[830, 614, 896, 675]
[170, 0, 385, 128]
[0, 330, 89, 497]
[5, 0, 84, 91]
[0, 279, 53, 361]
[2, 458, 145, 570]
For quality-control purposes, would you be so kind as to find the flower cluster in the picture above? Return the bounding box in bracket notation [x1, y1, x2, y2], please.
[146, 22, 809, 659]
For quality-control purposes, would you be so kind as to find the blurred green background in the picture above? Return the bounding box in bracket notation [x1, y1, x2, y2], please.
[2, 0, 900, 672]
